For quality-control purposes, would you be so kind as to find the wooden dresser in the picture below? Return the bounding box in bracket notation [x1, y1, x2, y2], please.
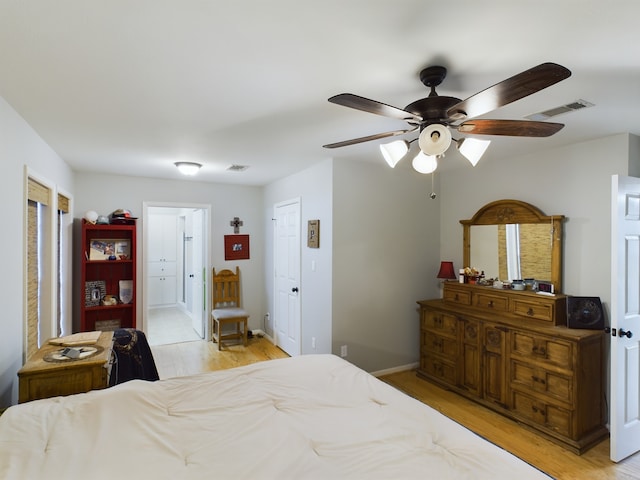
[418, 282, 608, 454]
[18, 331, 114, 403]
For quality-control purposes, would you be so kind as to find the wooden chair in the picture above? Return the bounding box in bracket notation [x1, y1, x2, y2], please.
[211, 267, 249, 350]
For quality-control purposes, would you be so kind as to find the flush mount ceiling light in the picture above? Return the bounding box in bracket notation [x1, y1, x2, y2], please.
[174, 162, 202, 176]
[379, 140, 410, 168]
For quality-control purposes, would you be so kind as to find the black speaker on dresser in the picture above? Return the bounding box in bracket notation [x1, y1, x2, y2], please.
[566, 296, 605, 330]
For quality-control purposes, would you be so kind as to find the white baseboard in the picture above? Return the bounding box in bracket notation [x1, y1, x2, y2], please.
[247, 332, 416, 376]
[371, 362, 418, 378]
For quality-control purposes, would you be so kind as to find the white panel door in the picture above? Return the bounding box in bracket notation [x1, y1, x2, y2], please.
[274, 199, 301, 356]
[610, 174, 640, 462]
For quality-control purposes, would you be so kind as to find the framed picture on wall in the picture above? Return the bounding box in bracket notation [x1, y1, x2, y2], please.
[307, 219, 320, 248]
[224, 234, 250, 260]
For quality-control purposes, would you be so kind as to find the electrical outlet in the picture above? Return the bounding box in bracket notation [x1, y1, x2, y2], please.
[312, 337, 316, 349]
[340, 345, 347, 357]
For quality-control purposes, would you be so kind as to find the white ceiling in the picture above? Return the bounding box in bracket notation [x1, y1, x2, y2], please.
[1, 1, 639, 186]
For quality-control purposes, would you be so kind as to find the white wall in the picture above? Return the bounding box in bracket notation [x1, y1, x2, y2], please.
[0, 96, 74, 406]
[332, 158, 441, 372]
[73, 173, 264, 335]
[263, 159, 333, 354]
[439, 133, 635, 308]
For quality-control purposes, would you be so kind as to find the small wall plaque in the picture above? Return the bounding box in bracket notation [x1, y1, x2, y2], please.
[307, 220, 320, 248]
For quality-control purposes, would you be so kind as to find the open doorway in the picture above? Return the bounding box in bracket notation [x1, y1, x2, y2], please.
[142, 203, 210, 346]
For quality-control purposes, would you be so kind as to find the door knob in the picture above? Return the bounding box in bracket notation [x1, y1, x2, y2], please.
[291, 287, 299, 293]
[619, 329, 633, 338]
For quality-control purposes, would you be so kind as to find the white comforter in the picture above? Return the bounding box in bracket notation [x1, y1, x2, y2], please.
[0, 354, 551, 479]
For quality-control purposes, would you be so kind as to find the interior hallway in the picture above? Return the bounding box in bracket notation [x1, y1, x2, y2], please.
[147, 306, 201, 346]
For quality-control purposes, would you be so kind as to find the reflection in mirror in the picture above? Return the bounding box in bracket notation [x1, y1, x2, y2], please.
[470, 224, 553, 282]
[461, 199, 564, 292]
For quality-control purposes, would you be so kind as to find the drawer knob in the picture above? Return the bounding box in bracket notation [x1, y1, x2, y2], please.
[487, 300, 494, 308]
[527, 308, 534, 316]
[532, 346, 547, 356]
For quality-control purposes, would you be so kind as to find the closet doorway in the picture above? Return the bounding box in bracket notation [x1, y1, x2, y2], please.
[143, 203, 210, 346]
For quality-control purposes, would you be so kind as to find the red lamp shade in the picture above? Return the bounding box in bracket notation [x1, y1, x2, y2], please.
[437, 261, 456, 280]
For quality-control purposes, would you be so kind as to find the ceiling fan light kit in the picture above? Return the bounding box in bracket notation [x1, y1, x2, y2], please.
[457, 137, 491, 167]
[418, 124, 452, 156]
[412, 152, 438, 174]
[379, 140, 410, 168]
[174, 161, 202, 176]
[324, 62, 571, 173]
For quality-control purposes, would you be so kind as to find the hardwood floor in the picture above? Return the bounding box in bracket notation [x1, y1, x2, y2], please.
[150, 335, 289, 379]
[151, 338, 640, 480]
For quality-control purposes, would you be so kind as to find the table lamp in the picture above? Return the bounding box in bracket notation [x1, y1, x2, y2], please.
[437, 261, 456, 281]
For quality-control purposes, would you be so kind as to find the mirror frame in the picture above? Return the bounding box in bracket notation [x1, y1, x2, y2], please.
[460, 199, 565, 292]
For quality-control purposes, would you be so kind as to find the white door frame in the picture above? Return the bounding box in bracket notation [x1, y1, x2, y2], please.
[142, 202, 211, 338]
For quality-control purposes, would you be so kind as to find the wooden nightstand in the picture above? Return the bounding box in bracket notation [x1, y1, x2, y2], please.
[18, 331, 114, 403]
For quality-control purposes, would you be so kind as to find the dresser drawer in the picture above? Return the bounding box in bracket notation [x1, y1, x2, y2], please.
[422, 331, 458, 359]
[420, 355, 457, 385]
[473, 292, 509, 312]
[421, 311, 458, 338]
[443, 286, 472, 306]
[510, 331, 573, 370]
[510, 359, 573, 404]
[512, 390, 572, 438]
[511, 298, 554, 323]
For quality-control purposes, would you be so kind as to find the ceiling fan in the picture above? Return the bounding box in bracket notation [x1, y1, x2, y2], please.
[323, 62, 571, 171]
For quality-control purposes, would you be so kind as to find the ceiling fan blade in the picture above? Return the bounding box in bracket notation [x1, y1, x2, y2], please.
[328, 93, 423, 123]
[447, 63, 571, 120]
[457, 119, 564, 137]
[323, 128, 417, 149]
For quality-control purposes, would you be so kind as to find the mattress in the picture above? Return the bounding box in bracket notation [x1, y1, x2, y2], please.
[0, 354, 552, 479]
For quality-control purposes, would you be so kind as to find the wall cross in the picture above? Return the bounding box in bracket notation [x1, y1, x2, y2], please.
[230, 217, 244, 234]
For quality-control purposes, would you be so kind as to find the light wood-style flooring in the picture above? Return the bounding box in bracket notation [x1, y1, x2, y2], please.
[150, 338, 640, 480]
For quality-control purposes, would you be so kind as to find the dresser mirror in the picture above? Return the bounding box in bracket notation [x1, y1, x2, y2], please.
[460, 199, 564, 292]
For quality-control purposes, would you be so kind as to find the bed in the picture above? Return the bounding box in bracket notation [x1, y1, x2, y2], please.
[0, 354, 551, 479]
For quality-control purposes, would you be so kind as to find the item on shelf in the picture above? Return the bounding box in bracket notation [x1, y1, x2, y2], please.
[84, 281, 106, 307]
[119, 280, 133, 304]
[95, 319, 121, 331]
[101, 295, 118, 306]
[109, 208, 138, 225]
[83, 210, 98, 224]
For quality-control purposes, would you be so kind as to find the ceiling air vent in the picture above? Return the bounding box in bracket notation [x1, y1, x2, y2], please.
[227, 164, 249, 172]
[525, 99, 594, 121]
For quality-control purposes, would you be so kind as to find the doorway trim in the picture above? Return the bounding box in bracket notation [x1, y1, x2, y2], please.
[142, 201, 211, 339]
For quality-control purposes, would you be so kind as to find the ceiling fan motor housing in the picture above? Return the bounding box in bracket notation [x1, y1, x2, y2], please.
[405, 96, 463, 127]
